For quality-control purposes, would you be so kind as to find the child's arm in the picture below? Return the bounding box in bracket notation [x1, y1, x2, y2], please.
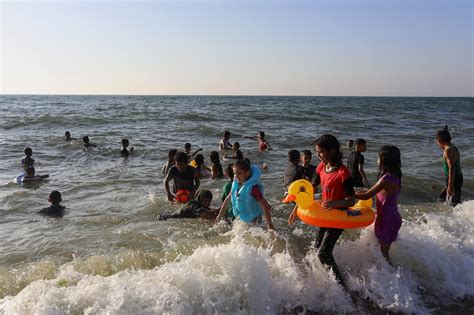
[287, 204, 298, 225]
[38, 174, 49, 179]
[355, 177, 386, 200]
[189, 175, 200, 200]
[358, 163, 370, 187]
[243, 136, 258, 141]
[190, 148, 203, 157]
[163, 172, 175, 201]
[264, 140, 273, 151]
[258, 198, 275, 230]
[445, 147, 457, 197]
[215, 194, 232, 223]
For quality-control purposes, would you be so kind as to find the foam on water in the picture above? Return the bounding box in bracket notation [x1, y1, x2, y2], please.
[1, 201, 473, 314]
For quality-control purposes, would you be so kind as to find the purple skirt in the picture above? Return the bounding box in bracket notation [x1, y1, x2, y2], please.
[374, 211, 402, 245]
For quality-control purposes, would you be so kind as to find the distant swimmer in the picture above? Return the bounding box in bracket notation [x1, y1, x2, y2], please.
[17, 166, 49, 183]
[64, 131, 76, 143]
[219, 130, 233, 150]
[82, 136, 97, 149]
[244, 131, 273, 151]
[223, 142, 243, 160]
[158, 189, 219, 220]
[120, 138, 134, 157]
[37, 190, 65, 217]
[21, 147, 35, 170]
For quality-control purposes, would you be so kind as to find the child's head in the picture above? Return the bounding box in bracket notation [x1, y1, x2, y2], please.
[168, 149, 178, 162]
[122, 139, 129, 148]
[209, 151, 220, 165]
[347, 140, 354, 148]
[301, 150, 312, 166]
[258, 131, 265, 140]
[233, 159, 251, 184]
[354, 139, 367, 152]
[65, 131, 71, 139]
[194, 154, 204, 166]
[175, 152, 189, 170]
[288, 150, 300, 165]
[378, 145, 402, 179]
[24, 147, 33, 156]
[233, 142, 240, 151]
[184, 143, 191, 152]
[223, 130, 231, 139]
[83, 136, 90, 144]
[49, 190, 62, 205]
[226, 164, 234, 180]
[436, 125, 452, 147]
[25, 166, 35, 176]
[195, 189, 213, 208]
[315, 134, 342, 166]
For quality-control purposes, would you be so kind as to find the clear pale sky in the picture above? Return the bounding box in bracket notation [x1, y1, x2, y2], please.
[1, 0, 473, 96]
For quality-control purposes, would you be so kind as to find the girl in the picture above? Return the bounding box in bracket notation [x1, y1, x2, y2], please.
[436, 125, 463, 206]
[193, 154, 211, 179]
[288, 134, 355, 286]
[209, 151, 224, 179]
[355, 145, 402, 265]
[244, 131, 273, 151]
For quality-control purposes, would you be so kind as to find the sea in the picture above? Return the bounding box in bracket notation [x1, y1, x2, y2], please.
[0, 95, 473, 314]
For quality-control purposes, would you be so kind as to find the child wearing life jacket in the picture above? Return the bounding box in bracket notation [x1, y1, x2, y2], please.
[216, 160, 274, 230]
[244, 131, 273, 151]
[355, 145, 402, 265]
[288, 134, 355, 287]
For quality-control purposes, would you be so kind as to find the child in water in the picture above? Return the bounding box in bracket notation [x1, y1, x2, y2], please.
[436, 125, 463, 206]
[216, 160, 275, 230]
[120, 139, 134, 157]
[21, 147, 35, 170]
[219, 130, 233, 150]
[64, 131, 76, 143]
[37, 190, 65, 217]
[244, 131, 273, 151]
[21, 166, 49, 182]
[347, 139, 370, 188]
[284, 149, 304, 188]
[193, 154, 211, 179]
[162, 149, 178, 175]
[224, 142, 243, 160]
[221, 164, 235, 221]
[209, 151, 224, 179]
[164, 152, 200, 202]
[355, 145, 402, 265]
[83, 136, 97, 148]
[158, 189, 219, 220]
[301, 150, 316, 183]
[185, 143, 202, 159]
[288, 134, 355, 287]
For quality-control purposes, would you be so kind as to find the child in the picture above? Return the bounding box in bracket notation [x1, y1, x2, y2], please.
[159, 189, 219, 220]
[288, 134, 355, 287]
[346, 140, 354, 149]
[244, 131, 273, 151]
[162, 149, 178, 175]
[301, 150, 316, 183]
[37, 190, 65, 217]
[120, 139, 134, 157]
[164, 152, 200, 202]
[284, 149, 304, 188]
[219, 130, 233, 150]
[224, 142, 244, 160]
[185, 143, 202, 159]
[216, 160, 275, 230]
[21, 166, 49, 182]
[64, 131, 76, 143]
[193, 154, 211, 179]
[209, 151, 224, 179]
[436, 125, 463, 206]
[83, 136, 97, 148]
[355, 145, 402, 265]
[347, 139, 370, 188]
[221, 164, 235, 221]
[21, 147, 35, 170]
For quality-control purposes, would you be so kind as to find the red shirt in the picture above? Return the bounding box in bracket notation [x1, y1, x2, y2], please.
[315, 162, 353, 201]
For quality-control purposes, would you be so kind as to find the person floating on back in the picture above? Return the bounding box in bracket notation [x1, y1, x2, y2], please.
[244, 131, 273, 151]
[436, 125, 463, 206]
[347, 139, 370, 188]
[164, 152, 200, 203]
[83, 136, 97, 149]
[37, 190, 65, 217]
[162, 149, 178, 175]
[219, 130, 233, 150]
[158, 189, 219, 220]
[21, 147, 35, 170]
[216, 160, 275, 230]
[120, 138, 134, 157]
[355, 145, 402, 265]
[185, 143, 202, 159]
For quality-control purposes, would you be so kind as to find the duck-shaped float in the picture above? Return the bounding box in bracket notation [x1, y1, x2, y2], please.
[282, 179, 375, 229]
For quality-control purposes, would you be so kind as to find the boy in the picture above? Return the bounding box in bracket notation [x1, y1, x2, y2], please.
[185, 143, 202, 159]
[216, 160, 275, 230]
[37, 190, 65, 217]
[347, 139, 370, 188]
[21, 147, 35, 170]
[284, 150, 304, 188]
[301, 150, 316, 182]
[64, 131, 76, 143]
[83, 136, 97, 148]
[219, 130, 233, 150]
[21, 166, 49, 182]
[164, 152, 200, 202]
[120, 139, 134, 157]
[223, 142, 243, 160]
[159, 189, 218, 220]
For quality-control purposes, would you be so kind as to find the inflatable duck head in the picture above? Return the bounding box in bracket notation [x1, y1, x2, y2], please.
[282, 179, 315, 209]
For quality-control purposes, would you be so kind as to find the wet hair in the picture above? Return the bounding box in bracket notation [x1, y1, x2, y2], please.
[83, 136, 90, 143]
[233, 142, 240, 150]
[378, 145, 402, 181]
[122, 139, 129, 147]
[233, 159, 251, 172]
[209, 151, 221, 165]
[288, 150, 300, 164]
[24, 147, 33, 156]
[315, 134, 343, 166]
[65, 131, 70, 137]
[258, 131, 265, 139]
[49, 190, 62, 203]
[436, 125, 452, 144]
[184, 143, 191, 150]
[226, 164, 234, 180]
[224, 130, 231, 138]
[175, 151, 188, 164]
[244, 157, 251, 165]
[355, 139, 366, 146]
[194, 154, 204, 166]
[302, 150, 312, 157]
[168, 149, 178, 161]
[25, 166, 35, 175]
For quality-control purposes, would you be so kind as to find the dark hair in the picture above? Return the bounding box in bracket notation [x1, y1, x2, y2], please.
[224, 130, 231, 138]
[49, 190, 62, 203]
[355, 139, 366, 146]
[168, 149, 178, 161]
[233, 159, 251, 172]
[244, 157, 251, 165]
[288, 150, 300, 164]
[185, 143, 191, 150]
[65, 131, 70, 136]
[209, 151, 221, 165]
[175, 151, 188, 164]
[233, 142, 240, 150]
[226, 164, 234, 179]
[83, 136, 89, 143]
[122, 139, 129, 147]
[315, 134, 342, 166]
[258, 131, 265, 138]
[378, 145, 402, 181]
[236, 150, 244, 160]
[24, 147, 33, 156]
[436, 125, 451, 144]
[302, 150, 312, 157]
[194, 154, 204, 166]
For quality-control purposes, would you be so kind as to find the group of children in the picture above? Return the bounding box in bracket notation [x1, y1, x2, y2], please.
[20, 126, 463, 288]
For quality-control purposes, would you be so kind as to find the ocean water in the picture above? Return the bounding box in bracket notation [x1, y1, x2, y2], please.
[0, 95, 473, 314]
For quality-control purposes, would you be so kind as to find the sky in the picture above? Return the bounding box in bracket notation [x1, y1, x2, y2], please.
[0, 0, 473, 96]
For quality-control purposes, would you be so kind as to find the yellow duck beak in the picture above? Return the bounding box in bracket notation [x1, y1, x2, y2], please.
[282, 194, 296, 203]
